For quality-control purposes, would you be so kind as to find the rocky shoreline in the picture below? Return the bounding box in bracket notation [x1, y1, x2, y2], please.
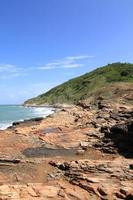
[0, 101, 132, 199]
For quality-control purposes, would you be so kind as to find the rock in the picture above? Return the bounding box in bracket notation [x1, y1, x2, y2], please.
[76, 149, 85, 155]
[49, 161, 70, 171]
[110, 113, 121, 121]
[12, 117, 44, 127]
[97, 185, 108, 196]
[80, 142, 89, 150]
[115, 191, 126, 199]
[101, 126, 110, 134]
[30, 117, 44, 122]
[58, 189, 65, 197]
[110, 124, 128, 134]
[40, 186, 59, 198]
[26, 186, 39, 197]
[12, 122, 20, 126]
[126, 193, 133, 200]
[0, 158, 20, 164]
[51, 158, 133, 199]
[97, 101, 108, 110]
[76, 101, 91, 110]
[98, 119, 133, 157]
[129, 164, 133, 170]
[0, 97, 132, 200]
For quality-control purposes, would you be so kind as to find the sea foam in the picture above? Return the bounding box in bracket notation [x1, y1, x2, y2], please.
[0, 105, 55, 130]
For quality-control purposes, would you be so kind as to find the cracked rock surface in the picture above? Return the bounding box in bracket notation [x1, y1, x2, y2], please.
[0, 101, 132, 199]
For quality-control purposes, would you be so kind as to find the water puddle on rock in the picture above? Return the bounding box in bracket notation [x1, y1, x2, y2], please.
[22, 146, 78, 158]
[42, 127, 61, 134]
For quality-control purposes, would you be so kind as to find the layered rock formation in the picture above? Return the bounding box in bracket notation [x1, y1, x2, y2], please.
[50, 158, 133, 200]
[0, 101, 132, 199]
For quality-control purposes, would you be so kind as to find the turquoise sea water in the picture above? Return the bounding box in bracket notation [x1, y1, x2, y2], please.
[0, 105, 55, 130]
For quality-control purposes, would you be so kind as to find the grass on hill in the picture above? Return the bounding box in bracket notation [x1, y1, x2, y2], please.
[25, 63, 133, 105]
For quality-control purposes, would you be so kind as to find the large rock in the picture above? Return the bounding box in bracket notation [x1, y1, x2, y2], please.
[102, 121, 133, 158]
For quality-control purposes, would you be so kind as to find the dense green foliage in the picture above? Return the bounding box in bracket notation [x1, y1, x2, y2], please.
[25, 63, 133, 105]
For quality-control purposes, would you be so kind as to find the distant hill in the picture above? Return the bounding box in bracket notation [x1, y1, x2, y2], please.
[24, 63, 133, 105]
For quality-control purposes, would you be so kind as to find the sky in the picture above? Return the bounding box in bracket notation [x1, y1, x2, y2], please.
[0, 0, 133, 104]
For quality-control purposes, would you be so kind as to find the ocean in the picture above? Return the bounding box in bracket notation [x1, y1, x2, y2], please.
[0, 105, 55, 130]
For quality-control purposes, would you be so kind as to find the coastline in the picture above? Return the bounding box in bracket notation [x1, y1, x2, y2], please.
[0, 102, 132, 199]
[0, 105, 57, 131]
[23, 103, 74, 108]
[8, 107, 59, 130]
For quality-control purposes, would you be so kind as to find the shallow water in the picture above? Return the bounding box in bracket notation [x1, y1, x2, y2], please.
[22, 146, 78, 158]
[43, 127, 61, 134]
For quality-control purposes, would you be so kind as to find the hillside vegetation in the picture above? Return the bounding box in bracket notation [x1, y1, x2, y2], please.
[25, 63, 133, 105]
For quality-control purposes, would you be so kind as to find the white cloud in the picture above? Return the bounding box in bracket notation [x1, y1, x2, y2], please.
[37, 55, 94, 70]
[66, 55, 95, 60]
[63, 63, 84, 68]
[0, 64, 18, 72]
[39, 63, 84, 70]
[0, 63, 27, 79]
[0, 55, 94, 77]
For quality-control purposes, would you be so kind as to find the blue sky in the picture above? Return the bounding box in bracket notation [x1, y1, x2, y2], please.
[0, 0, 133, 104]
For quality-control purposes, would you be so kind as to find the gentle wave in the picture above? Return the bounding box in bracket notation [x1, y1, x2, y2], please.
[32, 107, 55, 117]
[0, 123, 12, 130]
[0, 106, 55, 130]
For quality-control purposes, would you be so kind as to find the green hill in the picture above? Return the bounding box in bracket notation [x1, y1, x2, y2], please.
[24, 63, 133, 105]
